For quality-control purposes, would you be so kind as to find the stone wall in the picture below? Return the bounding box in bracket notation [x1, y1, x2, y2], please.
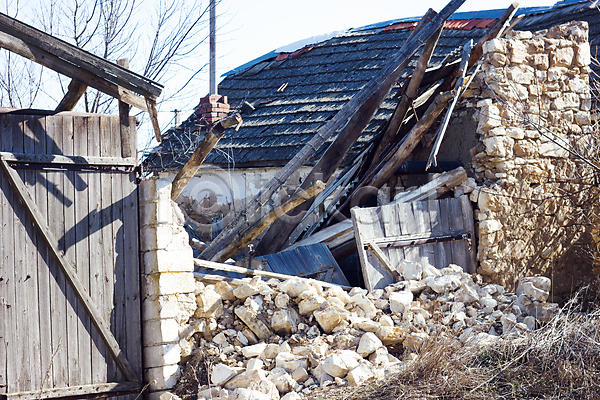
[466, 21, 596, 295]
[140, 177, 197, 399]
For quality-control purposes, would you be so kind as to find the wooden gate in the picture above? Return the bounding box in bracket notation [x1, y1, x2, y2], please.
[0, 112, 142, 399]
[352, 196, 476, 291]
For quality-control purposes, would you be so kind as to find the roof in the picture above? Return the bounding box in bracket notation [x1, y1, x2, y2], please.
[144, 0, 600, 170]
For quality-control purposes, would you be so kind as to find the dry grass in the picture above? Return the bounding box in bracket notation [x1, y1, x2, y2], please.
[311, 292, 600, 400]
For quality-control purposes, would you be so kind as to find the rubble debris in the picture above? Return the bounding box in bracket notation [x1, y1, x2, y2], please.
[177, 266, 558, 399]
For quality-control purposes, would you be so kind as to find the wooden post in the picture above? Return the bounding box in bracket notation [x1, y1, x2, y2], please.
[202, 0, 467, 261]
[117, 58, 133, 158]
[171, 113, 242, 200]
[211, 180, 326, 262]
[55, 79, 88, 112]
[371, 26, 443, 163]
[254, 9, 438, 256]
[145, 98, 162, 142]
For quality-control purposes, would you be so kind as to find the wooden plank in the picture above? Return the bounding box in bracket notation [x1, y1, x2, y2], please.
[380, 203, 404, 276]
[117, 59, 132, 159]
[460, 195, 477, 274]
[391, 167, 467, 204]
[413, 201, 436, 269]
[122, 171, 142, 380]
[0, 159, 138, 382]
[351, 207, 394, 291]
[193, 259, 352, 290]
[145, 98, 162, 142]
[0, 381, 141, 400]
[22, 115, 42, 390]
[428, 200, 448, 269]
[72, 115, 92, 385]
[398, 202, 421, 270]
[0, 151, 137, 166]
[85, 116, 108, 385]
[171, 113, 242, 200]
[448, 197, 469, 271]
[370, 230, 469, 248]
[44, 116, 69, 389]
[367, 242, 399, 278]
[0, 12, 163, 98]
[0, 114, 10, 394]
[202, 0, 467, 261]
[0, 31, 151, 112]
[286, 220, 354, 251]
[55, 79, 87, 112]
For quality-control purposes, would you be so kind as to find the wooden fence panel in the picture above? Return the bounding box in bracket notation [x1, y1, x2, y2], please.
[0, 112, 142, 399]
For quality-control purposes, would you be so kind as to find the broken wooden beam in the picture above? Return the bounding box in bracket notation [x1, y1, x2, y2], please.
[391, 167, 468, 204]
[146, 98, 162, 142]
[211, 180, 326, 263]
[55, 79, 87, 112]
[372, 25, 443, 163]
[201, 0, 467, 261]
[193, 259, 352, 290]
[287, 219, 354, 251]
[255, 9, 439, 256]
[171, 113, 243, 200]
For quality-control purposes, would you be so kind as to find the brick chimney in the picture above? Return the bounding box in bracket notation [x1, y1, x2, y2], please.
[195, 94, 230, 130]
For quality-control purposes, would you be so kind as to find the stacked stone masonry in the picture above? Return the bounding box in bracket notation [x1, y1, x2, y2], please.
[462, 21, 596, 293]
[140, 177, 197, 400]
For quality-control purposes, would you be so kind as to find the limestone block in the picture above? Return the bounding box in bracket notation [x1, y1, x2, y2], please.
[291, 366, 309, 383]
[389, 291, 413, 314]
[146, 392, 180, 400]
[211, 363, 243, 386]
[144, 249, 194, 274]
[274, 293, 290, 308]
[483, 136, 514, 158]
[145, 342, 181, 368]
[314, 306, 343, 333]
[235, 306, 272, 340]
[569, 77, 589, 94]
[398, 260, 422, 281]
[141, 226, 173, 252]
[455, 284, 480, 304]
[351, 316, 379, 332]
[140, 178, 172, 203]
[224, 368, 268, 390]
[477, 104, 502, 131]
[422, 264, 442, 278]
[231, 388, 271, 400]
[261, 343, 280, 360]
[479, 219, 502, 234]
[145, 272, 196, 297]
[233, 283, 260, 300]
[142, 293, 196, 322]
[346, 363, 375, 386]
[553, 93, 580, 110]
[551, 46, 574, 67]
[539, 141, 568, 158]
[275, 352, 308, 373]
[514, 141, 539, 158]
[376, 326, 407, 346]
[298, 295, 326, 315]
[357, 332, 383, 357]
[427, 275, 461, 293]
[278, 278, 313, 298]
[575, 42, 591, 66]
[338, 350, 362, 371]
[328, 286, 352, 304]
[532, 53, 549, 69]
[140, 200, 175, 227]
[320, 354, 348, 378]
[281, 392, 302, 400]
[146, 364, 181, 391]
[349, 293, 377, 319]
[517, 276, 551, 302]
[482, 38, 506, 54]
[528, 302, 559, 323]
[215, 281, 236, 301]
[507, 65, 533, 84]
[143, 318, 180, 346]
[487, 52, 507, 67]
[271, 308, 300, 335]
[268, 367, 296, 393]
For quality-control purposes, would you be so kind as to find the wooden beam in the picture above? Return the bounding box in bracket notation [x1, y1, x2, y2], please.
[368, 230, 470, 249]
[193, 259, 352, 290]
[55, 79, 87, 112]
[0, 12, 162, 98]
[255, 9, 438, 256]
[171, 113, 243, 200]
[390, 167, 468, 204]
[0, 31, 149, 112]
[0, 151, 136, 167]
[0, 159, 138, 382]
[367, 242, 399, 277]
[367, 90, 454, 189]
[211, 180, 326, 263]
[0, 382, 141, 400]
[287, 220, 354, 251]
[145, 98, 162, 142]
[118, 58, 133, 158]
[372, 25, 443, 163]
[201, 0, 467, 261]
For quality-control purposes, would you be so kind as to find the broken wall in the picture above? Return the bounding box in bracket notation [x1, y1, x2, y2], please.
[465, 21, 596, 295]
[140, 177, 197, 399]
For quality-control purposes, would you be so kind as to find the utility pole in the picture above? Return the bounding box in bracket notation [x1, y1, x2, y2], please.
[209, 0, 217, 95]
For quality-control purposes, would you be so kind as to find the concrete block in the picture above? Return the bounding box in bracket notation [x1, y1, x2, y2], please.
[144, 249, 194, 274]
[145, 342, 181, 368]
[140, 201, 174, 226]
[145, 364, 181, 391]
[143, 318, 180, 346]
[140, 178, 172, 203]
[144, 272, 196, 297]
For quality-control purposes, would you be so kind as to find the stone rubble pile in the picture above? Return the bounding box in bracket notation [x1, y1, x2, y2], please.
[179, 264, 558, 400]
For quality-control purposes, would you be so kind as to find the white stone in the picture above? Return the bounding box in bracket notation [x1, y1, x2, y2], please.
[278, 278, 313, 298]
[247, 358, 264, 370]
[483, 136, 514, 158]
[281, 392, 302, 400]
[422, 264, 442, 278]
[271, 308, 300, 335]
[292, 366, 309, 383]
[145, 342, 181, 368]
[517, 276, 551, 302]
[276, 352, 308, 373]
[351, 316, 379, 332]
[298, 296, 326, 315]
[211, 363, 242, 386]
[399, 261, 422, 280]
[314, 306, 343, 333]
[140, 178, 172, 203]
[195, 288, 223, 318]
[214, 281, 236, 301]
[479, 219, 502, 234]
[224, 368, 267, 390]
[242, 342, 268, 358]
[143, 318, 180, 346]
[576, 42, 591, 66]
[234, 283, 260, 300]
[144, 272, 196, 297]
[480, 297, 498, 309]
[455, 285, 479, 304]
[389, 291, 413, 313]
[349, 294, 377, 319]
[140, 200, 174, 226]
[320, 354, 349, 378]
[427, 275, 461, 293]
[212, 332, 228, 346]
[379, 315, 394, 327]
[376, 326, 406, 346]
[274, 293, 290, 308]
[346, 363, 375, 386]
[231, 388, 271, 400]
[357, 332, 383, 357]
[144, 249, 194, 274]
[328, 286, 352, 304]
[338, 350, 362, 371]
[235, 306, 272, 340]
[146, 364, 180, 391]
[261, 344, 280, 360]
[482, 38, 506, 54]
